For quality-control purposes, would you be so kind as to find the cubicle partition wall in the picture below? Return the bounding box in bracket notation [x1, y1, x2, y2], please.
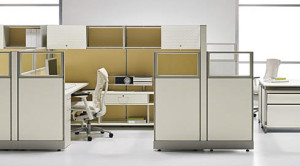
[154, 51, 254, 150]
[154, 52, 201, 141]
[0, 51, 66, 150]
[207, 52, 253, 142]
[18, 51, 64, 141]
[0, 52, 11, 140]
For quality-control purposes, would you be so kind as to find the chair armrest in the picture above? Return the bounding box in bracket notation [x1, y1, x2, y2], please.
[72, 92, 90, 98]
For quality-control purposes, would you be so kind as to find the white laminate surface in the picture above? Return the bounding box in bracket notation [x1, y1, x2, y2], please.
[65, 83, 88, 95]
[105, 91, 154, 95]
[259, 79, 300, 87]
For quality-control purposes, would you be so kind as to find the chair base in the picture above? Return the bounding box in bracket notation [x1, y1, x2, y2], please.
[72, 122, 113, 141]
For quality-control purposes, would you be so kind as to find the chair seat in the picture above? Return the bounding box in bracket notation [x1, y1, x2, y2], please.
[72, 101, 96, 112]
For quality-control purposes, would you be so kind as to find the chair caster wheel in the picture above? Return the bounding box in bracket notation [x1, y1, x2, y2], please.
[88, 136, 92, 141]
[253, 114, 257, 117]
[57, 149, 61, 151]
[157, 149, 161, 151]
[101, 131, 105, 134]
[246, 149, 250, 152]
[210, 149, 213, 152]
[109, 133, 113, 138]
[75, 132, 80, 135]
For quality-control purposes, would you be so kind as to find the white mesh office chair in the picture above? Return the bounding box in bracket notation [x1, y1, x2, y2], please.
[71, 68, 113, 141]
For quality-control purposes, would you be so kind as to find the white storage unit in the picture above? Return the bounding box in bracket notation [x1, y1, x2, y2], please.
[0, 25, 4, 49]
[161, 25, 200, 49]
[47, 25, 87, 49]
[259, 80, 300, 132]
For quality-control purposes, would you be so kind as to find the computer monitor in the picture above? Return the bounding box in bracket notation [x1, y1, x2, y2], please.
[46, 58, 58, 75]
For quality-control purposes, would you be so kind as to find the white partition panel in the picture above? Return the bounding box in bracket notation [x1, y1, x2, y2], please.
[208, 78, 252, 140]
[155, 78, 200, 140]
[19, 78, 63, 140]
[0, 79, 11, 140]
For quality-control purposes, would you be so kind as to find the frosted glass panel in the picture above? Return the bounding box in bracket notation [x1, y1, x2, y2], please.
[0, 7, 59, 25]
[239, 7, 300, 61]
[208, 45, 235, 60]
[0, 0, 59, 4]
[240, 0, 300, 4]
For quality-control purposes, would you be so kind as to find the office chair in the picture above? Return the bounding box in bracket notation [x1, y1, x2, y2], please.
[253, 59, 281, 117]
[71, 68, 113, 141]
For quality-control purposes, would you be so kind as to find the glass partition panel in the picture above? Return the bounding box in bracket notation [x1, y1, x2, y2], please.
[208, 52, 253, 77]
[155, 52, 199, 76]
[0, 52, 10, 76]
[19, 51, 64, 77]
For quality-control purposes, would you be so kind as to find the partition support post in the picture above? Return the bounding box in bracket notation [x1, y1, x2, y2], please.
[200, 25, 207, 141]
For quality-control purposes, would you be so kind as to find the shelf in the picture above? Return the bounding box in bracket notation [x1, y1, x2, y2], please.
[106, 103, 154, 106]
[72, 122, 154, 127]
[88, 27, 123, 47]
[126, 27, 161, 47]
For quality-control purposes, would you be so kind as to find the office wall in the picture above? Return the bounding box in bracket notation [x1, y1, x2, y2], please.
[62, 0, 238, 43]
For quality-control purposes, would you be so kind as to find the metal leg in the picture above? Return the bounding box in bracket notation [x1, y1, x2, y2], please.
[147, 105, 150, 123]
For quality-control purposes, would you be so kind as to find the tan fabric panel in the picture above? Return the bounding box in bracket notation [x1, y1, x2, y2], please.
[7, 27, 40, 47]
[0, 53, 9, 75]
[102, 105, 126, 121]
[126, 27, 161, 47]
[157, 53, 198, 76]
[56, 49, 126, 90]
[88, 27, 123, 47]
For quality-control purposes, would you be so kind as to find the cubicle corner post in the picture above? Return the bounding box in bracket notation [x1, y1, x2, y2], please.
[200, 25, 207, 141]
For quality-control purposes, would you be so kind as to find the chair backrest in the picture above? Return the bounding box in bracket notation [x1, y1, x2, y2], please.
[92, 68, 109, 117]
[264, 59, 281, 80]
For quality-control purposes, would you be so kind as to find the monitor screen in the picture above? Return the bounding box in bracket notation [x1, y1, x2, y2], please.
[46, 58, 58, 75]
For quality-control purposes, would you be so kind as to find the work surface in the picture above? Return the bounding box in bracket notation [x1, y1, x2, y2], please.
[1, 119, 300, 166]
[260, 79, 300, 87]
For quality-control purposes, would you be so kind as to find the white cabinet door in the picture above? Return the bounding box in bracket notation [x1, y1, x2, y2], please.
[47, 25, 87, 49]
[0, 25, 4, 49]
[18, 78, 63, 140]
[0, 79, 11, 140]
[161, 26, 200, 49]
[208, 78, 252, 141]
[155, 78, 200, 140]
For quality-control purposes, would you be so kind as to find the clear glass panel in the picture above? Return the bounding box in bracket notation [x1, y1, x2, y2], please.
[20, 52, 63, 77]
[209, 53, 251, 77]
[240, 0, 300, 4]
[0, 6, 59, 25]
[0, 53, 9, 76]
[208, 45, 235, 60]
[239, 7, 300, 61]
[157, 53, 198, 76]
[0, 0, 59, 4]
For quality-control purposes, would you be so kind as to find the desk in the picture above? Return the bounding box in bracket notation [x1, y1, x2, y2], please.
[259, 79, 300, 132]
[64, 83, 88, 146]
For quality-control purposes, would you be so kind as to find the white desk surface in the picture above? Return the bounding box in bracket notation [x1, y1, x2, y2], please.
[259, 79, 300, 87]
[65, 83, 88, 95]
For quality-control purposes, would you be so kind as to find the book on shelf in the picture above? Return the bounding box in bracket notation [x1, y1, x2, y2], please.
[133, 81, 152, 86]
[127, 117, 146, 124]
[133, 76, 152, 82]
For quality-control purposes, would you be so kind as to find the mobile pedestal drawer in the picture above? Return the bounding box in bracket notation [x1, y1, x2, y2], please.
[105, 93, 149, 104]
[268, 94, 300, 104]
